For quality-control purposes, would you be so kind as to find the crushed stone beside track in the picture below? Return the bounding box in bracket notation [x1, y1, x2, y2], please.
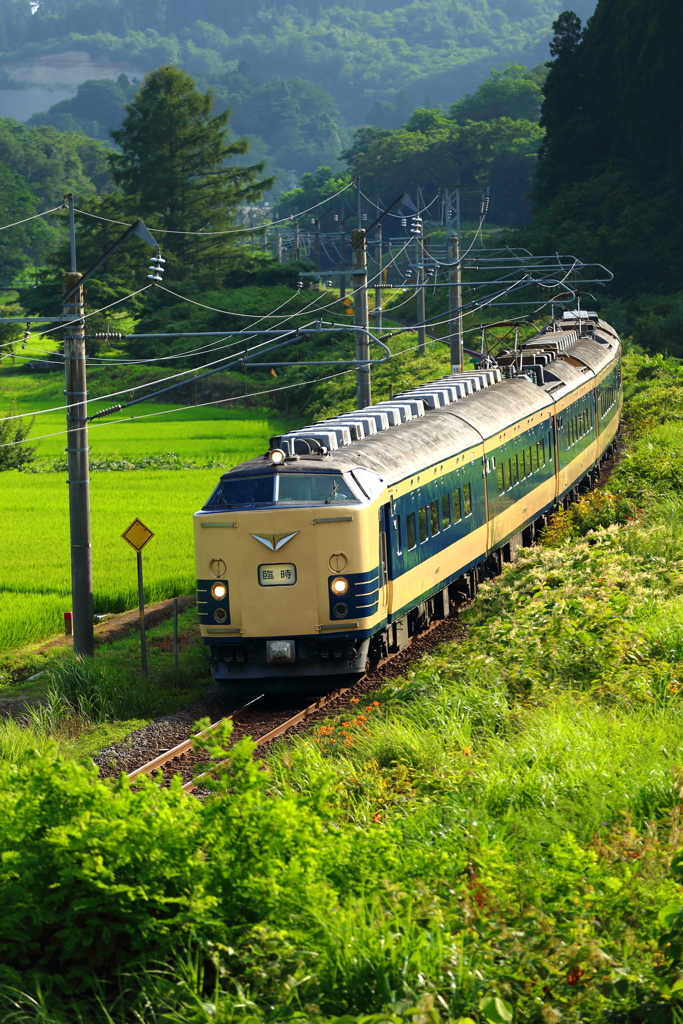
[95, 615, 467, 785]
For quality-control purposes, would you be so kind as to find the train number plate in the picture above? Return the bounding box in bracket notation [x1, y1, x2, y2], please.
[258, 563, 297, 586]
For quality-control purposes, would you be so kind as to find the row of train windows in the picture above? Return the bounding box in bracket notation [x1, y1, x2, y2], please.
[398, 484, 473, 553]
[600, 383, 617, 416]
[496, 438, 552, 495]
[566, 407, 593, 447]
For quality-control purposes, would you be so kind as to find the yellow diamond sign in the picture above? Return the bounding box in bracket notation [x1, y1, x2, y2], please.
[122, 518, 154, 552]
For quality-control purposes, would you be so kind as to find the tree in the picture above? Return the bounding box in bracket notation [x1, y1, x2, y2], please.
[28, 67, 274, 320]
[109, 66, 273, 275]
[27, 75, 137, 142]
[0, 164, 55, 281]
[450, 64, 547, 124]
[535, 11, 587, 199]
[0, 402, 37, 472]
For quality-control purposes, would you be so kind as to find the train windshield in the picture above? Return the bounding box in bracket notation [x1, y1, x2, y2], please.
[203, 473, 360, 509]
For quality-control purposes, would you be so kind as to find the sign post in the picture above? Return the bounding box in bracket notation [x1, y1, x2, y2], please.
[122, 518, 155, 678]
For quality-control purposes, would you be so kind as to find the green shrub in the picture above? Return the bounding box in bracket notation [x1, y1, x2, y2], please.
[541, 489, 636, 545]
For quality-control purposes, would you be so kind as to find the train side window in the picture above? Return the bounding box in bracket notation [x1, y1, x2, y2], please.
[512, 454, 519, 485]
[548, 432, 554, 460]
[441, 492, 451, 528]
[406, 512, 417, 550]
[452, 488, 462, 522]
[394, 516, 402, 556]
[532, 443, 539, 470]
[539, 439, 545, 466]
[463, 483, 472, 517]
[504, 460, 512, 490]
[527, 445, 533, 472]
[497, 462, 505, 494]
[419, 506, 429, 543]
[430, 501, 440, 536]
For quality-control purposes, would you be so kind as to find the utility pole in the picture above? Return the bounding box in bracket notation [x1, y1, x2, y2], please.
[352, 228, 370, 408]
[374, 222, 382, 331]
[414, 191, 425, 355]
[339, 224, 347, 298]
[313, 218, 320, 270]
[63, 194, 94, 656]
[448, 234, 463, 372]
[294, 220, 300, 262]
[59, 205, 159, 658]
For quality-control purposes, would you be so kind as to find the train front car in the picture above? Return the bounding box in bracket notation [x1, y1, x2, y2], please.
[194, 452, 386, 690]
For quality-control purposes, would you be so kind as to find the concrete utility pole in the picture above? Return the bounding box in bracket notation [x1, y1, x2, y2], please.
[313, 218, 320, 270]
[448, 234, 463, 372]
[352, 228, 370, 408]
[416, 247, 426, 355]
[64, 194, 94, 656]
[60, 202, 159, 658]
[374, 222, 382, 331]
[339, 225, 347, 298]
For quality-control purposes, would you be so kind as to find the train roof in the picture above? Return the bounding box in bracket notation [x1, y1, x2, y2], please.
[222, 318, 620, 488]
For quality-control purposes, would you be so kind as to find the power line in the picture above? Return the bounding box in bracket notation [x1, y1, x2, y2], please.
[0, 204, 64, 232]
[0, 362, 361, 450]
[72, 180, 355, 237]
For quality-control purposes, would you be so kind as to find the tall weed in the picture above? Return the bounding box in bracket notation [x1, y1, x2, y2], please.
[45, 655, 165, 724]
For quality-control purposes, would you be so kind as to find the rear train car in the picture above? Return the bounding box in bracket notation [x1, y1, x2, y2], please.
[194, 311, 622, 690]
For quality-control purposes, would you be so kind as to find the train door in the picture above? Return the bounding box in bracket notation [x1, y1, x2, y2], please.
[379, 503, 390, 621]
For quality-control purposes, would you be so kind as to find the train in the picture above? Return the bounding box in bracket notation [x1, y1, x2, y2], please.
[193, 310, 622, 691]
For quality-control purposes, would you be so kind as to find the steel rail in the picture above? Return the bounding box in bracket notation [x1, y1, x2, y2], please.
[127, 693, 264, 782]
[181, 684, 356, 793]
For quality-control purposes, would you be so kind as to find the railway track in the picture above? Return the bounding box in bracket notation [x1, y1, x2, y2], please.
[113, 611, 467, 793]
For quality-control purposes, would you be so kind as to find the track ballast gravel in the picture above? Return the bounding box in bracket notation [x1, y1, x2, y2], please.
[94, 614, 467, 786]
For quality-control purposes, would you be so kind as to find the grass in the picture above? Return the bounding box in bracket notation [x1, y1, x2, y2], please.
[0, 467, 223, 653]
[0, 604, 209, 766]
[8, 346, 683, 1020]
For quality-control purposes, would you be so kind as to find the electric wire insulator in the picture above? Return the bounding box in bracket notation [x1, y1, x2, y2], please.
[89, 404, 123, 420]
[90, 332, 125, 340]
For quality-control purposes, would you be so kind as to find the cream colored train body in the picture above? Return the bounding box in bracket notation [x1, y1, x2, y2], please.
[194, 313, 622, 691]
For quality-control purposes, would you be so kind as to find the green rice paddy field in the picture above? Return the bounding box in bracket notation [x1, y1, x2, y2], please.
[0, 369, 286, 654]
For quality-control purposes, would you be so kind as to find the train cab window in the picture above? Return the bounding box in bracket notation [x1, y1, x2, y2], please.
[430, 501, 440, 536]
[463, 483, 473, 517]
[203, 474, 274, 508]
[504, 460, 512, 491]
[418, 506, 429, 543]
[278, 474, 358, 503]
[203, 472, 361, 509]
[512, 454, 519, 485]
[453, 488, 462, 522]
[406, 512, 417, 550]
[441, 493, 451, 528]
[497, 463, 505, 494]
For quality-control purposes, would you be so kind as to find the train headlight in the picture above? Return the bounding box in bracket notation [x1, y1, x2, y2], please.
[269, 448, 286, 465]
[211, 582, 228, 600]
[330, 576, 349, 596]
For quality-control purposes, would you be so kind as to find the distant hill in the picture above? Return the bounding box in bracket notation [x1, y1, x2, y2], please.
[0, 0, 598, 124]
